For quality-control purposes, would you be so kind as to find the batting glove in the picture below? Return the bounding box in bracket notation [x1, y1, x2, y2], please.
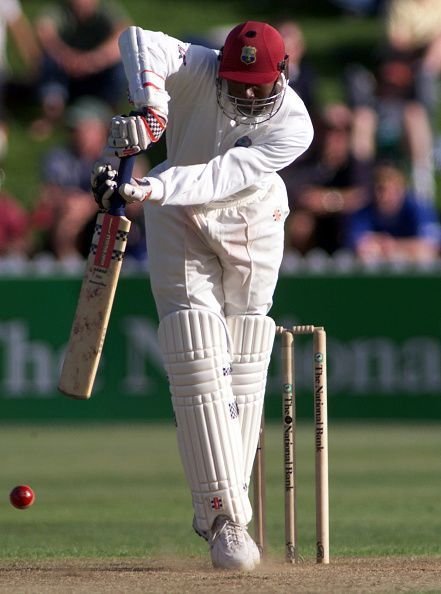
[91, 163, 118, 210]
[105, 108, 167, 158]
[119, 179, 152, 204]
[91, 162, 153, 210]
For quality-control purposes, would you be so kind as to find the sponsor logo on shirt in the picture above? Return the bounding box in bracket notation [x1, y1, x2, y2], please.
[273, 209, 282, 222]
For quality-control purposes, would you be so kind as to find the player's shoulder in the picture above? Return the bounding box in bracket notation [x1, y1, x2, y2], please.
[185, 43, 219, 76]
[272, 85, 313, 137]
[284, 85, 310, 115]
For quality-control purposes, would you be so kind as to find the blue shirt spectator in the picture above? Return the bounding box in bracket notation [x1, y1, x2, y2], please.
[347, 163, 441, 262]
[349, 194, 440, 241]
[329, 0, 385, 15]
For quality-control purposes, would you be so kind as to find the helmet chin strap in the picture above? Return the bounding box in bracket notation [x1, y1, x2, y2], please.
[216, 73, 287, 125]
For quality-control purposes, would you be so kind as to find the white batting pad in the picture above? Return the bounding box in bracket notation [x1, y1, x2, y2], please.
[226, 315, 276, 488]
[158, 309, 252, 531]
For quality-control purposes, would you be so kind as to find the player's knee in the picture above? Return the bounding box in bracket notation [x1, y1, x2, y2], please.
[158, 309, 232, 397]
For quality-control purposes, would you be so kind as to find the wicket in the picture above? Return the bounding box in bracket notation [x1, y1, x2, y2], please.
[253, 325, 329, 564]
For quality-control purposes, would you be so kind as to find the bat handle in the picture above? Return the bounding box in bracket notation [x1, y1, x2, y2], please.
[108, 154, 136, 216]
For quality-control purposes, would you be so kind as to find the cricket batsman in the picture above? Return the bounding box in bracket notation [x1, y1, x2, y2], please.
[91, 20, 313, 570]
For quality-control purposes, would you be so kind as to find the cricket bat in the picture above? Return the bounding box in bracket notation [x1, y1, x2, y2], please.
[58, 155, 136, 399]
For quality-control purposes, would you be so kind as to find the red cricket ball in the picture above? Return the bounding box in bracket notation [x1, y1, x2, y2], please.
[9, 485, 35, 509]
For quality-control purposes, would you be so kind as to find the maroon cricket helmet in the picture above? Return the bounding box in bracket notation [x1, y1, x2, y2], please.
[218, 21, 286, 85]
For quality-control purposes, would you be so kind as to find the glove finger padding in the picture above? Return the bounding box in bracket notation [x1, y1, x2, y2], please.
[106, 110, 166, 158]
[91, 163, 117, 187]
[98, 180, 117, 210]
[126, 117, 141, 147]
[108, 118, 125, 145]
[119, 179, 152, 204]
[90, 163, 118, 210]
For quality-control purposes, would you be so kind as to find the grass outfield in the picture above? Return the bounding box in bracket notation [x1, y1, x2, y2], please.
[1, 422, 440, 562]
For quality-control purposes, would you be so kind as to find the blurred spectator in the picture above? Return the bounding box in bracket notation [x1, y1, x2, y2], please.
[183, 24, 232, 49]
[346, 43, 436, 202]
[77, 203, 148, 264]
[0, 0, 40, 158]
[281, 103, 372, 255]
[346, 162, 441, 263]
[275, 20, 318, 120]
[346, 0, 441, 202]
[386, 0, 441, 120]
[329, 0, 386, 15]
[31, 96, 110, 260]
[31, 0, 130, 139]
[0, 186, 31, 256]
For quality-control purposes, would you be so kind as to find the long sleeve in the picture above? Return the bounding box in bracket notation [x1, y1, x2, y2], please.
[118, 27, 191, 113]
[119, 27, 314, 206]
[152, 99, 313, 206]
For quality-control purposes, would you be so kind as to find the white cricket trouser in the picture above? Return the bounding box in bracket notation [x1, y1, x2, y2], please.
[144, 175, 289, 320]
[145, 176, 289, 529]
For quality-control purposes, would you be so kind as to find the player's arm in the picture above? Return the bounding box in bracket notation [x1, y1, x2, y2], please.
[152, 113, 314, 206]
[119, 27, 191, 112]
[106, 27, 193, 158]
[119, 93, 313, 206]
[8, 11, 41, 71]
[91, 162, 155, 209]
[96, 101, 313, 208]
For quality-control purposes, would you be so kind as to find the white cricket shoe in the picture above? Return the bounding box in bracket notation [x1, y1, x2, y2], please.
[208, 515, 260, 571]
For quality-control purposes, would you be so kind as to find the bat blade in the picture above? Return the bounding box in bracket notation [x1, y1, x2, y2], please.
[58, 211, 131, 399]
[58, 154, 135, 399]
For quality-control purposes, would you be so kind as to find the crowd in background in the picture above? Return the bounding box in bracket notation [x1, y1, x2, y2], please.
[1, 0, 441, 270]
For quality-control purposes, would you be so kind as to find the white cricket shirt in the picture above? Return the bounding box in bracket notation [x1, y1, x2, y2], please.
[119, 28, 314, 206]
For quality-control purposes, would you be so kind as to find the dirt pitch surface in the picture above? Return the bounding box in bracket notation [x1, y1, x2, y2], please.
[1, 557, 441, 594]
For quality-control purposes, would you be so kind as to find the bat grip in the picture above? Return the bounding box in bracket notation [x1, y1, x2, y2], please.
[108, 154, 136, 216]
